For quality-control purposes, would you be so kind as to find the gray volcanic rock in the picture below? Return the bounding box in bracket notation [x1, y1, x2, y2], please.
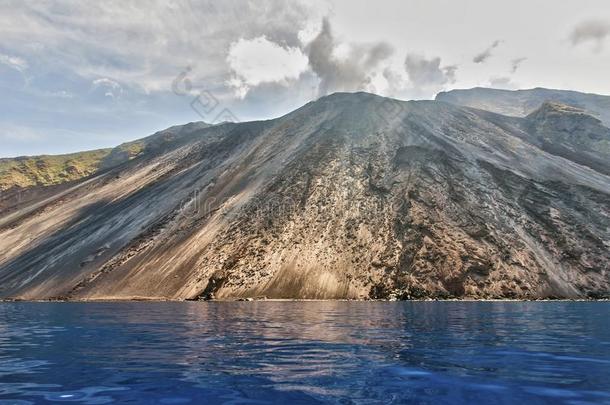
[436, 87, 610, 126]
[99, 121, 211, 169]
[0, 92, 608, 300]
[523, 103, 610, 175]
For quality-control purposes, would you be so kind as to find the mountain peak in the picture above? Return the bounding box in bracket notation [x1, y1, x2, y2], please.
[316, 91, 389, 104]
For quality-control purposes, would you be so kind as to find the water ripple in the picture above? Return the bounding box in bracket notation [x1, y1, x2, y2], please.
[0, 301, 608, 404]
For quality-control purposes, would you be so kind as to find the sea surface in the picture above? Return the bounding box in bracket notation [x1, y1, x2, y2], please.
[0, 301, 609, 404]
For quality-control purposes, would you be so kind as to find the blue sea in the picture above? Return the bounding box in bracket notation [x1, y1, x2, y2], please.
[0, 301, 609, 404]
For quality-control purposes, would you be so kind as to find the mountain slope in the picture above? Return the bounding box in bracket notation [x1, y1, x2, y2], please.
[523, 102, 610, 175]
[0, 93, 608, 300]
[0, 149, 113, 191]
[436, 87, 610, 126]
[0, 121, 210, 192]
[469, 102, 610, 177]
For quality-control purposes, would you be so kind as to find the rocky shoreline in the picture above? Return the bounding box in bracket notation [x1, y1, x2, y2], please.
[2, 297, 608, 303]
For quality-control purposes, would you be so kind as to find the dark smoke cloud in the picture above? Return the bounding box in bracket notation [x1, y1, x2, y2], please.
[510, 57, 527, 73]
[569, 19, 610, 51]
[307, 18, 394, 96]
[404, 54, 457, 87]
[473, 40, 502, 64]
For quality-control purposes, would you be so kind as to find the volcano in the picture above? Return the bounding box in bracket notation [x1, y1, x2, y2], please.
[1, 91, 608, 300]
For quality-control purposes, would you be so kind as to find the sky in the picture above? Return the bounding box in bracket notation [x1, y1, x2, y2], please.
[1, 0, 609, 157]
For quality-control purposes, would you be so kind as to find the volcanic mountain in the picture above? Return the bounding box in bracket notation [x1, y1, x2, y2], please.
[0, 91, 608, 300]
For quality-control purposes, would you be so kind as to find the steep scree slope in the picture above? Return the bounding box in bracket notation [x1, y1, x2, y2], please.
[0, 93, 608, 300]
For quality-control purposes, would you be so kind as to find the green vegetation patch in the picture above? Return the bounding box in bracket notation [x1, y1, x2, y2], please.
[0, 149, 112, 190]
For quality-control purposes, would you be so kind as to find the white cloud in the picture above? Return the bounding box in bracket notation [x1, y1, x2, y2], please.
[0, 0, 329, 95]
[92, 78, 124, 98]
[2, 0, 610, 158]
[297, 20, 325, 46]
[0, 53, 28, 71]
[227, 36, 309, 98]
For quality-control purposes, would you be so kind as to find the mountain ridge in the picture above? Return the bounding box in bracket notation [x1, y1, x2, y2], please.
[0, 121, 211, 192]
[436, 87, 610, 126]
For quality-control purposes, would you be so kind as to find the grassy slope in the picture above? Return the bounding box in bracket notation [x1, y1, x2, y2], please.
[0, 122, 206, 190]
[0, 149, 113, 190]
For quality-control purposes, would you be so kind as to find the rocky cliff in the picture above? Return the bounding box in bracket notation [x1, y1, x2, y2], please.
[0, 92, 608, 300]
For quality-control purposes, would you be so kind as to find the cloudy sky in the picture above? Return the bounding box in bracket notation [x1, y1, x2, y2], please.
[1, 0, 609, 157]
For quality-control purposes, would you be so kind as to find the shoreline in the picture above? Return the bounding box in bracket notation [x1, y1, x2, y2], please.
[1, 297, 609, 303]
